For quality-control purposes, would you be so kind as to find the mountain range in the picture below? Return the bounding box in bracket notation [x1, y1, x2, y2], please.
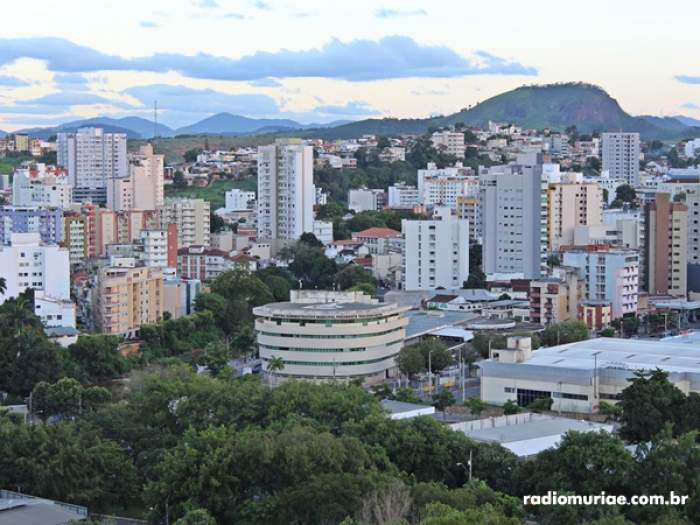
[7, 83, 700, 141]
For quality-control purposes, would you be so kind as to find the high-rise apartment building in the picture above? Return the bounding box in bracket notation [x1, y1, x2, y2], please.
[12, 165, 72, 209]
[644, 193, 688, 296]
[63, 212, 88, 265]
[159, 198, 210, 248]
[431, 131, 465, 158]
[529, 266, 583, 327]
[562, 246, 639, 318]
[456, 196, 482, 243]
[57, 127, 128, 204]
[601, 132, 640, 186]
[257, 139, 315, 242]
[387, 182, 420, 209]
[0, 206, 64, 245]
[548, 173, 603, 250]
[140, 229, 169, 269]
[107, 143, 164, 211]
[94, 264, 163, 337]
[480, 158, 548, 279]
[417, 162, 477, 209]
[348, 188, 386, 213]
[401, 208, 469, 290]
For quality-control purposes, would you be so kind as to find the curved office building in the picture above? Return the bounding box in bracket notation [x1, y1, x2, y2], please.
[253, 294, 408, 381]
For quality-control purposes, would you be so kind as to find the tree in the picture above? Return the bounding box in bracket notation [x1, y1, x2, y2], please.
[432, 390, 455, 416]
[200, 341, 231, 376]
[0, 276, 5, 295]
[184, 148, 201, 163]
[288, 241, 338, 289]
[619, 369, 686, 442]
[336, 264, 376, 291]
[463, 269, 486, 289]
[210, 211, 226, 233]
[349, 283, 376, 296]
[174, 509, 217, 525]
[598, 401, 622, 422]
[266, 356, 285, 386]
[527, 397, 553, 413]
[540, 320, 589, 347]
[299, 232, 324, 247]
[396, 345, 425, 377]
[471, 333, 506, 359]
[599, 327, 616, 337]
[674, 192, 687, 203]
[172, 171, 188, 189]
[503, 400, 520, 415]
[67, 334, 130, 383]
[615, 184, 636, 203]
[465, 398, 487, 416]
[417, 339, 452, 373]
[376, 136, 391, 150]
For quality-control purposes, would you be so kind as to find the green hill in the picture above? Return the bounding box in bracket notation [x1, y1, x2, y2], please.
[310, 83, 700, 141]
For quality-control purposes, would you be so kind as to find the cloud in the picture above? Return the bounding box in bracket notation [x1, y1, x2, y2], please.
[681, 102, 700, 110]
[140, 20, 160, 28]
[676, 75, 700, 84]
[125, 83, 279, 115]
[251, 0, 271, 9]
[0, 36, 537, 82]
[376, 8, 427, 18]
[193, 0, 218, 7]
[223, 12, 246, 19]
[19, 92, 124, 106]
[54, 72, 90, 87]
[0, 74, 29, 87]
[249, 77, 282, 87]
[313, 100, 380, 116]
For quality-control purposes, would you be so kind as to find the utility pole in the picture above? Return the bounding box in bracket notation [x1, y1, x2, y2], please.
[428, 350, 433, 395]
[468, 450, 473, 482]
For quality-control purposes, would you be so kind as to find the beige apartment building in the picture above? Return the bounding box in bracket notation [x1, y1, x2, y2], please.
[548, 173, 603, 251]
[529, 266, 582, 326]
[94, 265, 163, 337]
[431, 131, 465, 158]
[159, 198, 210, 248]
[645, 193, 688, 297]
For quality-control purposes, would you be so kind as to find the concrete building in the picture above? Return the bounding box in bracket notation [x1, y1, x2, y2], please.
[431, 130, 465, 158]
[601, 132, 640, 186]
[480, 336, 700, 413]
[348, 187, 386, 213]
[107, 143, 164, 211]
[140, 229, 169, 269]
[548, 173, 603, 250]
[12, 165, 72, 209]
[562, 246, 639, 318]
[578, 300, 613, 332]
[529, 266, 582, 327]
[159, 198, 210, 249]
[480, 158, 548, 279]
[257, 139, 315, 241]
[312, 220, 333, 245]
[224, 189, 256, 211]
[644, 193, 688, 297]
[177, 245, 235, 281]
[253, 290, 409, 381]
[93, 263, 163, 337]
[63, 212, 87, 266]
[401, 208, 469, 290]
[57, 127, 128, 204]
[0, 233, 70, 305]
[163, 270, 202, 319]
[456, 196, 482, 243]
[387, 182, 420, 209]
[0, 206, 63, 245]
[418, 162, 477, 209]
[351, 227, 401, 255]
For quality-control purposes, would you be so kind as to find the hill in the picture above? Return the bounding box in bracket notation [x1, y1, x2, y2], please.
[312, 83, 700, 141]
[674, 115, 700, 128]
[18, 116, 174, 139]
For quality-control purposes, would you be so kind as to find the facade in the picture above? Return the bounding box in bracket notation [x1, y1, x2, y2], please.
[177, 245, 235, 281]
[351, 227, 401, 255]
[348, 187, 386, 213]
[257, 139, 315, 241]
[578, 300, 613, 331]
[159, 198, 210, 249]
[253, 290, 409, 381]
[12, 165, 72, 209]
[480, 159, 548, 279]
[57, 127, 128, 204]
[548, 173, 603, 250]
[107, 143, 164, 211]
[224, 189, 256, 211]
[140, 229, 169, 269]
[387, 182, 420, 209]
[644, 193, 688, 296]
[94, 264, 163, 337]
[63, 212, 87, 265]
[401, 208, 469, 290]
[529, 267, 582, 326]
[431, 131, 465, 158]
[480, 337, 700, 414]
[312, 220, 334, 245]
[456, 196, 482, 242]
[0, 233, 70, 305]
[418, 162, 477, 209]
[562, 247, 639, 318]
[163, 271, 202, 319]
[0, 206, 63, 245]
[601, 132, 640, 186]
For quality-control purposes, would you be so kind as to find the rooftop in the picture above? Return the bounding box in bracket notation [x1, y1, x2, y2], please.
[352, 227, 401, 239]
[404, 309, 478, 338]
[253, 300, 407, 319]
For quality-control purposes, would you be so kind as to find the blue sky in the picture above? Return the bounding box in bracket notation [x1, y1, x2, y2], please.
[0, 0, 699, 130]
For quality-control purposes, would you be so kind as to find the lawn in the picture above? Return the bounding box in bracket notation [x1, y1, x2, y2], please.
[165, 177, 257, 209]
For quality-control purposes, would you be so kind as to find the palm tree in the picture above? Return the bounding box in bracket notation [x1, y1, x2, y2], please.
[0, 277, 5, 296]
[266, 356, 285, 387]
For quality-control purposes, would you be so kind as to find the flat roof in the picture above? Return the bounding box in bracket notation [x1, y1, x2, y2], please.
[253, 301, 407, 319]
[404, 310, 479, 338]
[506, 337, 700, 374]
[381, 399, 434, 414]
[662, 330, 700, 345]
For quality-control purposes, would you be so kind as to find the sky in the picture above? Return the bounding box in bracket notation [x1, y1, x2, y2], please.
[0, 0, 700, 131]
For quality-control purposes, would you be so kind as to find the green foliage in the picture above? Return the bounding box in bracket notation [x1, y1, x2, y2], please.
[287, 240, 338, 289]
[314, 161, 416, 205]
[615, 184, 636, 203]
[619, 369, 686, 442]
[433, 390, 456, 413]
[336, 264, 377, 290]
[346, 209, 419, 233]
[465, 398, 488, 416]
[540, 320, 589, 346]
[67, 334, 130, 383]
[174, 509, 217, 525]
[199, 341, 231, 376]
[502, 400, 520, 415]
[139, 310, 222, 362]
[471, 333, 506, 359]
[31, 378, 111, 420]
[527, 397, 553, 413]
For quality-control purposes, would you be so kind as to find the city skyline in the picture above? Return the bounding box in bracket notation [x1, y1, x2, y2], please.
[1, 0, 700, 131]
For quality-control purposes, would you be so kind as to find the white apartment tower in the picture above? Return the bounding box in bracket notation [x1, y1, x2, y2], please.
[480, 158, 548, 279]
[401, 207, 469, 290]
[257, 139, 315, 242]
[57, 127, 128, 204]
[601, 132, 640, 187]
[159, 198, 210, 249]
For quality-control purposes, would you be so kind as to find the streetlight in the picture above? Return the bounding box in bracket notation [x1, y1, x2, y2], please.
[457, 450, 473, 483]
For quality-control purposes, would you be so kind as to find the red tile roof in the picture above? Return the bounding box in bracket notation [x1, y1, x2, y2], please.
[352, 227, 401, 239]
